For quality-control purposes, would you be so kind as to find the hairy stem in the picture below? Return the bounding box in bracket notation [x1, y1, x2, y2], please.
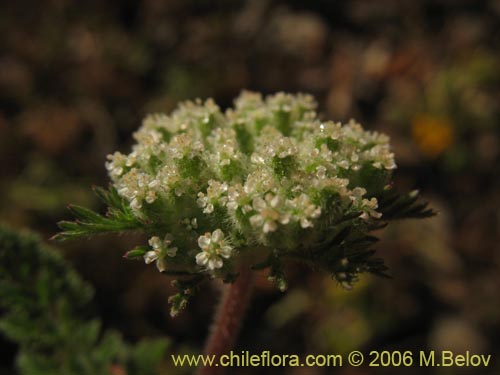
[198, 265, 255, 375]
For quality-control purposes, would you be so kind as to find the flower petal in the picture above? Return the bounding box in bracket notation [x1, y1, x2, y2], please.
[144, 250, 158, 264]
[166, 247, 178, 257]
[212, 229, 224, 243]
[148, 236, 161, 250]
[208, 257, 223, 270]
[219, 245, 232, 258]
[198, 234, 211, 249]
[156, 258, 167, 272]
[196, 252, 208, 266]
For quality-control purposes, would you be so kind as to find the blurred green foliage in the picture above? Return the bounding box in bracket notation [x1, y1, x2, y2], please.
[0, 225, 169, 375]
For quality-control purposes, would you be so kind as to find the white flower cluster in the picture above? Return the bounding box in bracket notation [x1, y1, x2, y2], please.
[106, 91, 396, 275]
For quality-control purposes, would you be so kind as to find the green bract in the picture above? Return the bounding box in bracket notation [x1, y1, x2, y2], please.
[57, 91, 434, 316]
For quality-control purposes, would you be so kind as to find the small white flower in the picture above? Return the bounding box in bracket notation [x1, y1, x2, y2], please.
[316, 165, 327, 179]
[197, 180, 228, 214]
[258, 129, 298, 159]
[197, 192, 213, 213]
[226, 187, 241, 212]
[105, 152, 127, 179]
[249, 193, 288, 233]
[195, 229, 233, 271]
[288, 193, 322, 228]
[359, 197, 382, 220]
[144, 234, 178, 272]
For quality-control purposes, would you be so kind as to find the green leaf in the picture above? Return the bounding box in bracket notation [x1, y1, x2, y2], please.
[376, 189, 436, 220]
[54, 186, 146, 241]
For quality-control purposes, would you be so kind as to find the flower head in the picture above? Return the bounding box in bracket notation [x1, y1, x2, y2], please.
[104, 91, 399, 272]
[59, 91, 434, 316]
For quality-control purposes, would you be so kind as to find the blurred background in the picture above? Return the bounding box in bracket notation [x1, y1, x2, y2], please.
[1, 0, 499, 374]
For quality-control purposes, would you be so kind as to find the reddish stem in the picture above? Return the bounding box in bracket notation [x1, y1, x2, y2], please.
[198, 265, 255, 375]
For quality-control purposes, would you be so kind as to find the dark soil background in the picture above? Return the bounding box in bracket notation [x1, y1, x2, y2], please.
[1, 0, 499, 374]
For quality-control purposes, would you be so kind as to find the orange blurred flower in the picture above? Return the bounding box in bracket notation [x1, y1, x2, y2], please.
[411, 115, 454, 158]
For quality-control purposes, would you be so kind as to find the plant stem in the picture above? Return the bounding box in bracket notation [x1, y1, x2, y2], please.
[198, 265, 255, 375]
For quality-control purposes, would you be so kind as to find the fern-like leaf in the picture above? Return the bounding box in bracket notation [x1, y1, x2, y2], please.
[376, 188, 436, 220]
[54, 186, 146, 241]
